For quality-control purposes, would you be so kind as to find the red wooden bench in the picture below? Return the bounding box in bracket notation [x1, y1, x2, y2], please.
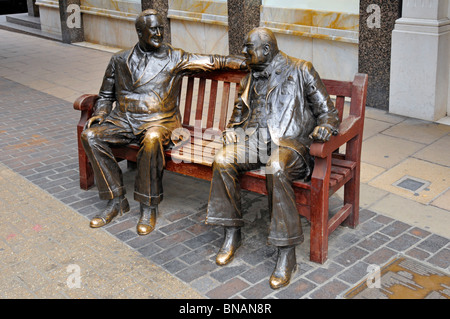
[74, 69, 368, 264]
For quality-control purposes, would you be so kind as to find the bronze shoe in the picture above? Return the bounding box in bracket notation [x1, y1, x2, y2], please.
[216, 227, 241, 266]
[137, 204, 157, 236]
[269, 246, 297, 289]
[90, 197, 130, 228]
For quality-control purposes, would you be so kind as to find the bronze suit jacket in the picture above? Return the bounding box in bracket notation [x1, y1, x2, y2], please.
[226, 51, 340, 173]
[93, 43, 243, 139]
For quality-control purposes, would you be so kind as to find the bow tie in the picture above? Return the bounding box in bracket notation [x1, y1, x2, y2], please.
[252, 70, 269, 79]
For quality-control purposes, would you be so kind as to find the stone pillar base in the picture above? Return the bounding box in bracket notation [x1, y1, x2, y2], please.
[389, 0, 450, 121]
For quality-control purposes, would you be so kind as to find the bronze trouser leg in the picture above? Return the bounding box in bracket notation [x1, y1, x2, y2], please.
[134, 126, 171, 206]
[81, 123, 134, 200]
[266, 147, 306, 247]
[206, 140, 261, 227]
[207, 134, 306, 246]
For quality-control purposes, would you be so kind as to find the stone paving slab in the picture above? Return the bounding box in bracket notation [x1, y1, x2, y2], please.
[0, 76, 449, 299]
[0, 162, 202, 299]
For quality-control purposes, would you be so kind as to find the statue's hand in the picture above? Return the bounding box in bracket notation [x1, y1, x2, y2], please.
[309, 125, 332, 142]
[226, 54, 247, 70]
[84, 115, 105, 130]
[223, 130, 238, 144]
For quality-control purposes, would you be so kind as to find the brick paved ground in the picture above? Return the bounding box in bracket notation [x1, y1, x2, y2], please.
[0, 76, 448, 299]
[0, 29, 448, 299]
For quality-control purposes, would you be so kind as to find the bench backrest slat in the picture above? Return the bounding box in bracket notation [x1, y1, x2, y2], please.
[206, 80, 219, 128]
[335, 96, 345, 123]
[195, 78, 207, 123]
[180, 71, 361, 133]
[183, 77, 195, 126]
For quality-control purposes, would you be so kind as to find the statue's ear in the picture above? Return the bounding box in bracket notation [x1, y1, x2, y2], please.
[263, 44, 270, 56]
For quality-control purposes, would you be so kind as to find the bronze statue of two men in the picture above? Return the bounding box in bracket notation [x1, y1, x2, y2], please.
[81, 9, 340, 289]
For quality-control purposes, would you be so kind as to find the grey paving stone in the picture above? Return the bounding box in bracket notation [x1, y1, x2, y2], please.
[309, 279, 350, 299]
[210, 263, 250, 283]
[332, 232, 364, 251]
[190, 276, 220, 295]
[356, 218, 385, 237]
[183, 231, 221, 250]
[337, 261, 371, 285]
[137, 242, 162, 257]
[305, 262, 344, 284]
[359, 209, 378, 223]
[115, 229, 137, 242]
[373, 214, 395, 225]
[240, 260, 276, 284]
[159, 217, 197, 236]
[162, 258, 189, 273]
[408, 227, 432, 239]
[240, 280, 275, 299]
[357, 232, 391, 251]
[176, 259, 218, 283]
[386, 233, 421, 251]
[417, 234, 450, 253]
[206, 277, 250, 299]
[154, 230, 195, 249]
[151, 243, 190, 266]
[335, 246, 370, 267]
[274, 278, 317, 299]
[379, 220, 412, 238]
[405, 247, 431, 261]
[426, 248, 450, 270]
[178, 244, 216, 265]
[364, 247, 398, 265]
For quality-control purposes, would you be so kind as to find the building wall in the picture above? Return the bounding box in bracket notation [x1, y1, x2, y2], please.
[168, 0, 359, 81]
[168, 0, 229, 55]
[35, 0, 61, 35]
[80, 0, 139, 48]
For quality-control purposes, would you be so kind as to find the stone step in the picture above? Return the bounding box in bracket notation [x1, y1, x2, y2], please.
[5, 13, 41, 30]
[0, 15, 62, 42]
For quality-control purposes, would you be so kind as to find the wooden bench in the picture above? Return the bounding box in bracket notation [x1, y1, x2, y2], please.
[74, 69, 368, 264]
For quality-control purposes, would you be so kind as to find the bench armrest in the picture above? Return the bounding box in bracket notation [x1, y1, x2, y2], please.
[73, 94, 99, 112]
[309, 115, 360, 158]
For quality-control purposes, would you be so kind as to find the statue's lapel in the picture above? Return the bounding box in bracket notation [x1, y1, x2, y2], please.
[134, 54, 170, 87]
[267, 52, 289, 97]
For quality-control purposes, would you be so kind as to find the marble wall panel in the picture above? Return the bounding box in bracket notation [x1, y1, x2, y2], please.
[312, 38, 359, 82]
[38, 5, 62, 35]
[169, 0, 227, 16]
[262, 0, 359, 14]
[83, 13, 137, 48]
[170, 18, 228, 55]
[274, 33, 313, 62]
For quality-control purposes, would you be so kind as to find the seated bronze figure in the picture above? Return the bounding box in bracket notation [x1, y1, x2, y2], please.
[205, 27, 340, 289]
[81, 9, 244, 235]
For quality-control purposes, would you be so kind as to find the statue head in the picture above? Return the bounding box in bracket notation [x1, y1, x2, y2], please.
[242, 27, 279, 71]
[135, 9, 164, 52]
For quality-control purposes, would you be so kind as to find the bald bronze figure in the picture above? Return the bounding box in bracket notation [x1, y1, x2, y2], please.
[81, 9, 244, 235]
[205, 27, 340, 289]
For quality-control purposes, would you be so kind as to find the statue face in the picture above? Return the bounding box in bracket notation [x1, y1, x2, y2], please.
[241, 31, 271, 71]
[138, 14, 164, 51]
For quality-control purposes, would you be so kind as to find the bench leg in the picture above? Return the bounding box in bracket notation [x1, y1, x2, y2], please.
[309, 157, 331, 264]
[344, 135, 361, 229]
[78, 150, 94, 190]
[77, 127, 94, 190]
